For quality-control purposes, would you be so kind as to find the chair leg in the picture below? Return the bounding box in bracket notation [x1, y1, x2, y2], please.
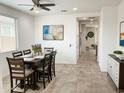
[48, 71, 51, 82]
[49, 68, 52, 81]
[53, 67, 56, 77]
[27, 77, 30, 86]
[30, 74, 33, 85]
[20, 80, 24, 89]
[11, 78, 13, 93]
[37, 71, 39, 82]
[15, 79, 18, 85]
[43, 71, 46, 88]
[38, 72, 41, 81]
[53, 62, 56, 77]
[24, 78, 26, 93]
[11, 90, 13, 93]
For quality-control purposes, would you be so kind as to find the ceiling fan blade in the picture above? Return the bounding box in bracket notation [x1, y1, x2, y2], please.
[41, 6, 50, 11]
[18, 4, 34, 6]
[32, 0, 40, 5]
[30, 7, 34, 11]
[39, 3, 55, 6]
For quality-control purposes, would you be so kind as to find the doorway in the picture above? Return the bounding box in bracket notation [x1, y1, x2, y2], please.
[78, 17, 99, 58]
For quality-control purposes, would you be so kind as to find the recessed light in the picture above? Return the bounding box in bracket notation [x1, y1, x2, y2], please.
[73, 8, 78, 11]
[35, 10, 40, 13]
[82, 17, 88, 20]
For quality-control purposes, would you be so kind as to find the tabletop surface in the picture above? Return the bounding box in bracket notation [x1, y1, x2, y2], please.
[21, 52, 51, 63]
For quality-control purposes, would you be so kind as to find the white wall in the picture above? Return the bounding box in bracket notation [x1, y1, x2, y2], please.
[97, 0, 124, 72]
[117, 0, 124, 50]
[98, 7, 118, 72]
[34, 13, 100, 64]
[34, 15, 77, 64]
[118, 0, 124, 28]
[0, 4, 34, 77]
[80, 24, 86, 54]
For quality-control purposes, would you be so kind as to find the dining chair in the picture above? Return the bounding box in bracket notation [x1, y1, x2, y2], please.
[44, 47, 54, 53]
[50, 51, 57, 79]
[23, 49, 31, 55]
[37, 54, 51, 88]
[12, 51, 23, 58]
[6, 57, 34, 93]
[12, 51, 24, 85]
[23, 49, 33, 69]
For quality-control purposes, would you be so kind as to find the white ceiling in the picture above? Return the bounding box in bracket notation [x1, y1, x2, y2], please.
[0, 0, 121, 16]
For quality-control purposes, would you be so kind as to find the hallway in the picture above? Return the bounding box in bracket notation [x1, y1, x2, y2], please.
[3, 53, 117, 93]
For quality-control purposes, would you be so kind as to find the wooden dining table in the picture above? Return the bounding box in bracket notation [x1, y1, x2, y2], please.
[20, 53, 47, 90]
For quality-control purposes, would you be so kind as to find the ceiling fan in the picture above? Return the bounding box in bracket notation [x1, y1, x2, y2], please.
[18, 0, 55, 11]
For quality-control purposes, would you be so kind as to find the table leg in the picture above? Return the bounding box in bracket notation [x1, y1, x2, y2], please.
[20, 80, 24, 89]
[32, 71, 40, 90]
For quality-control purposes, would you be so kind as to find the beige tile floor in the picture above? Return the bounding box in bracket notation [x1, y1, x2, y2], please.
[3, 53, 118, 93]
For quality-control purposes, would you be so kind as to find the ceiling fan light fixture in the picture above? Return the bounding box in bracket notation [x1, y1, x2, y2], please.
[73, 8, 78, 11]
[34, 6, 40, 10]
[35, 10, 40, 13]
[82, 17, 88, 20]
[33, 6, 41, 13]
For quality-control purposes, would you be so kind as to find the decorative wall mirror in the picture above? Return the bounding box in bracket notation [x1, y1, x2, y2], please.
[87, 31, 94, 38]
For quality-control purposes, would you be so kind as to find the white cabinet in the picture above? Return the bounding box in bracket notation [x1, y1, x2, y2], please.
[107, 55, 120, 88]
[108, 55, 124, 93]
[113, 59, 119, 87]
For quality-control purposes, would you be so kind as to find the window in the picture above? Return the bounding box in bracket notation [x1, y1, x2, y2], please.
[0, 15, 17, 53]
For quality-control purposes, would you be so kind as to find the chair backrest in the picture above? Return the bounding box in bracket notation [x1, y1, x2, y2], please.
[43, 54, 51, 68]
[23, 49, 31, 55]
[12, 51, 23, 58]
[51, 51, 57, 63]
[6, 57, 25, 79]
[44, 47, 54, 53]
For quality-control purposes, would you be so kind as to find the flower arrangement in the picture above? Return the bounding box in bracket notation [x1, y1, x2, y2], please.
[32, 44, 42, 55]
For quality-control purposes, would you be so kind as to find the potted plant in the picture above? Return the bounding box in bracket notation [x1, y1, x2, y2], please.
[32, 45, 37, 54]
[113, 50, 123, 58]
[32, 44, 42, 55]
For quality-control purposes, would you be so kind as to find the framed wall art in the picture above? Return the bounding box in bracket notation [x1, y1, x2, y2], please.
[43, 25, 64, 40]
[120, 21, 124, 46]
